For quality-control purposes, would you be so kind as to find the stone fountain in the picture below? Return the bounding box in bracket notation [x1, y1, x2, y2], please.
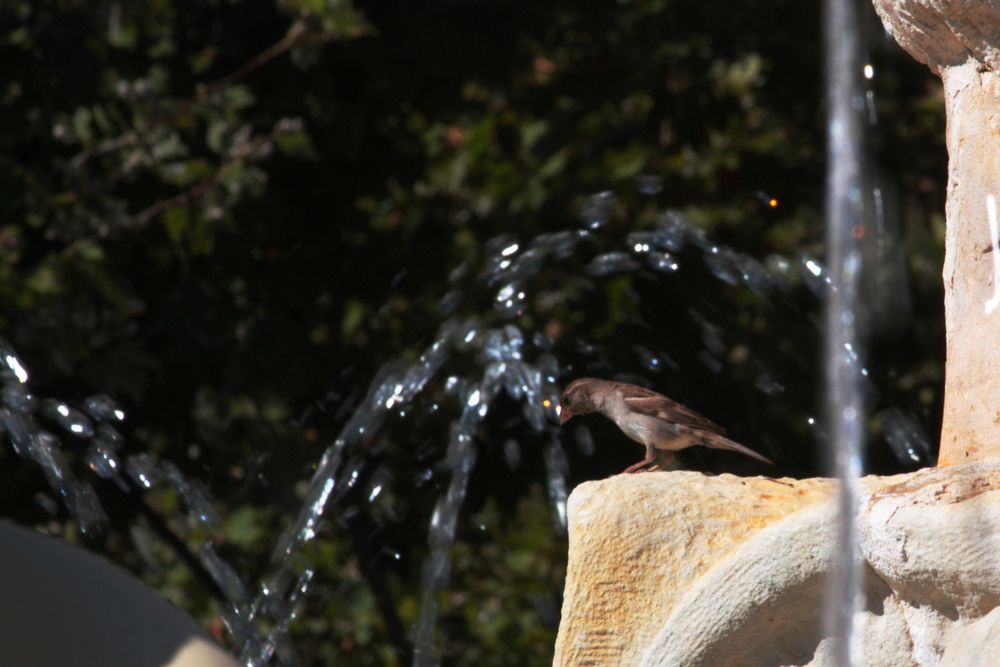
[552, 1, 1000, 665]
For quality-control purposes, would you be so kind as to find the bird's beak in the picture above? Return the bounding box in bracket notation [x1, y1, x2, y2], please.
[559, 406, 572, 425]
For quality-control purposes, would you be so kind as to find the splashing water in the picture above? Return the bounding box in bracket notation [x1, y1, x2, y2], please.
[250, 195, 794, 662]
[880, 408, 932, 467]
[1, 136, 921, 666]
[0, 338, 291, 663]
[2, 192, 828, 664]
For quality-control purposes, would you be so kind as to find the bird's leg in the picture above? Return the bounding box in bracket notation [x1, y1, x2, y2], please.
[623, 444, 657, 474]
[643, 450, 673, 472]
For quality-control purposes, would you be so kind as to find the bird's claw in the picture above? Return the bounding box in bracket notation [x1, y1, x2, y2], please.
[623, 459, 655, 474]
[624, 450, 676, 474]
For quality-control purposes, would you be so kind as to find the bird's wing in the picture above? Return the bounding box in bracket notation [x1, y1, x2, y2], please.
[619, 385, 726, 434]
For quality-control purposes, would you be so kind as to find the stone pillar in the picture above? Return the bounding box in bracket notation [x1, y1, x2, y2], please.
[871, 0, 1000, 465]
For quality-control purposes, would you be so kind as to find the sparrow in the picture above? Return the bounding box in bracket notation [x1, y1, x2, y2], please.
[559, 378, 773, 472]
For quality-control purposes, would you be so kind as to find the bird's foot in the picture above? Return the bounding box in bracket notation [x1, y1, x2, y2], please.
[641, 451, 675, 472]
[624, 451, 675, 474]
[623, 458, 655, 474]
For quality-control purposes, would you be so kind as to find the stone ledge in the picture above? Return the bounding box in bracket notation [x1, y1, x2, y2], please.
[553, 461, 1000, 666]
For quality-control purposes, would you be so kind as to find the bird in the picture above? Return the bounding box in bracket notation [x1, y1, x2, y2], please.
[559, 377, 773, 473]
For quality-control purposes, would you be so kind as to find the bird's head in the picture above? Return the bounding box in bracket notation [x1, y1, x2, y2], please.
[559, 378, 601, 425]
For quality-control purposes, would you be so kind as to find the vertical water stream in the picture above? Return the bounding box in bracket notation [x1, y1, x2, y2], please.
[822, 0, 866, 664]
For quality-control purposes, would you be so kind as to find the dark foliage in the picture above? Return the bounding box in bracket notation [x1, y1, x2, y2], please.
[0, 0, 945, 663]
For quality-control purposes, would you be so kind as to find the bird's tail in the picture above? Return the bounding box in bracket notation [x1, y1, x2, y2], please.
[699, 432, 773, 464]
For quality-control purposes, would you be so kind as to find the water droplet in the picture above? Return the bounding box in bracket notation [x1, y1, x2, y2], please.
[543, 438, 569, 532]
[653, 210, 690, 252]
[201, 543, 248, 603]
[766, 254, 792, 278]
[484, 234, 518, 257]
[586, 251, 639, 276]
[0, 407, 32, 456]
[754, 368, 786, 396]
[126, 453, 158, 489]
[436, 289, 462, 316]
[40, 400, 95, 438]
[96, 423, 125, 450]
[0, 338, 30, 383]
[28, 430, 107, 534]
[626, 231, 657, 253]
[882, 408, 932, 467]
[704, 248, 741, 286]
[646, 251, 679, 273]
[580, 191, 616, 229]
[731, 253, 773, 297]
[338, 460, 364, 495]
[466, 389, 481, 407]
[801, 255, 835, 295]
[494, 283, 527, 316]
[635, 346, 664, 372]
[63, 482, 108, 537]
[85, 439, 127, 489]
[82, 394, 126, 422]
[2, 383, 34, 412]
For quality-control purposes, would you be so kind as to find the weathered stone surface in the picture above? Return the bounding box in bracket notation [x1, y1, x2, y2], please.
[871, 0, 1000, 466]
[940, 606, 1000, 667]
[872, 0, 1000, 74]
[935, 62, 1000, 466]
[553, 471, 834, 666]
[553, 462, 1000, 666]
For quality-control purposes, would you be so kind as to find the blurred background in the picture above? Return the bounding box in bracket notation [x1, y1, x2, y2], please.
[0, 0, 946, 664]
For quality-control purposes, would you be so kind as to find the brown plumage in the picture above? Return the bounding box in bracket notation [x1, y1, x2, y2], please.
[559, 377, 773, 472]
